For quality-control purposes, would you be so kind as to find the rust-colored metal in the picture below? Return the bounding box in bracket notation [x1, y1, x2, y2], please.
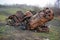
[6, 8, 54, 32]
[28, 8, 54, 30]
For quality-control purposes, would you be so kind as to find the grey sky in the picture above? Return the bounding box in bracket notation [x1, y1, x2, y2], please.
[0, 0, 56, 7]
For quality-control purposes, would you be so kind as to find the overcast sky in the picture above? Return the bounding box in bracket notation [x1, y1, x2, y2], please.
[0, 0, 56, 7]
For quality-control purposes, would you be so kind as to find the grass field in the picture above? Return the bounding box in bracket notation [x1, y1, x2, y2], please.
[34, 26, 60, 40]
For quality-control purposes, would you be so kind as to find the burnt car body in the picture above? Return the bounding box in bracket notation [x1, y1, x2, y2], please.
[6, 8, 54, 32]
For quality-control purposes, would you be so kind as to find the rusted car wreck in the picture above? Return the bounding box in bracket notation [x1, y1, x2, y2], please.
[6, 8, 54, 32]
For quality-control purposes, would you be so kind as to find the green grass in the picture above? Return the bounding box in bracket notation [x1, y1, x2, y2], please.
[0, 8, 22, 14]
[0, 8, 30, 15]
[33, 26, 60, 40]
[0, 15, 7, 22]
[0, 26, 6, 33]
[5, 8, 21, 14]
[49, 26, 59, 40]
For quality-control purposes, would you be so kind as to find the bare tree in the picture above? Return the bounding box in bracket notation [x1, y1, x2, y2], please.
[55, 0, 60, 8]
